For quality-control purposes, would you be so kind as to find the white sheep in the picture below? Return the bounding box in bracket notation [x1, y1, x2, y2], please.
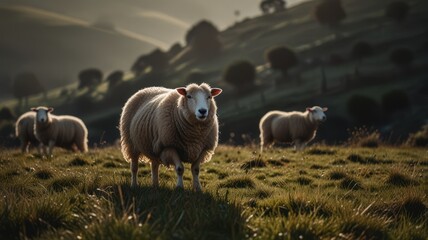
[15, 111, 40, 153]
[119, 83, 222, 190]
[259, 106, 327, 151]
[32, 106, 88, 156]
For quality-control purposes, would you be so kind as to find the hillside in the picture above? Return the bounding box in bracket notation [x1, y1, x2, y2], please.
[1, 0, 427, 146]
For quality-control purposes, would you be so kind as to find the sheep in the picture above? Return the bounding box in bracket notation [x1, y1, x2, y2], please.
[32, 106, 88, 156]
[119, 83, 222, 190]
[259, 106, 327, 151]
[15, 111, 40, 153]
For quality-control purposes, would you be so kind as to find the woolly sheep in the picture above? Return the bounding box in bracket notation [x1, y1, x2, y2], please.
[32, 106, 88, 157]
[119, 83, 222, 190]
[15, 111, 40, 153]
[259, 106, 328, 151]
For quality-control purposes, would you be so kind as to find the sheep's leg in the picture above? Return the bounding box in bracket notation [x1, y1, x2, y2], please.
[294, 140, 306, 151]
[160, 148, 184, 189]
[151, 161, 160, 187]
[40, 143, 47, 157]
[20, 140, 28, 153]
[191, 161, 202, 191]
[130, 155, 139, 188]
[35, 144, 42, 155]
[47, 140, 55, 157]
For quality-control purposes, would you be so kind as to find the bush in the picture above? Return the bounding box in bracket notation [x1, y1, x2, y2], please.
[351, 41, 374, 61]
[381, 89, 409, 116]
[313, 0, 346, 26]
[12, 72, 44, 101]
[406, 124, 428, 147]
[78, 68, 103, 90]
[347, 95, 381, 125]
[223, 60, 256, 91]
[167, 42, 183, 59]
[389, 48, 414, 68]
[260, 0, 286, 14]
[385, 1, 410, 22]
[131, 49, 169, 76]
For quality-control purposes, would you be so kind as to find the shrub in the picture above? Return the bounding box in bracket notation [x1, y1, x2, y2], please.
[167, 42, 183, 59]
[260, 0, 286, 14]
[223, 60, 256, 91]
[389, 47, 414, 68]
[406, 124, 428, 147]
[131, 49, 169, 76]
[265, 46, 298, 84]
[12, 72, 44, 102]
[347, 95, 381, 125]
[385, 1, 410, 22]
[313, 0, 346, 26]
[78, 68, 103, 90]
[381, 89, 409, 116]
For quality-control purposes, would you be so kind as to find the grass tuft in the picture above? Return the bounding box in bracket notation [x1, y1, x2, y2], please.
[68, 157, 89, 167]
[306, 148, 336, 155]
[327, 170, 347, 180]
[219, 176, 255, 188]
[385, 171, 418, 187]
[49, 176, 81, 192]
[340, 176, 363, 190]
[296, 176, 312, 185]
[240, 156, 266, 170]
[34, 169, 53, 180]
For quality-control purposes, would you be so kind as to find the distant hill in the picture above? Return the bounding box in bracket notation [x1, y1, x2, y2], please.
[0, 7, 156, 99]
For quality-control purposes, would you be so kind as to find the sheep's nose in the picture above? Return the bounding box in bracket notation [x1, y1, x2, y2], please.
[322, 116, 327, 121]
[198, 109, 207, 115]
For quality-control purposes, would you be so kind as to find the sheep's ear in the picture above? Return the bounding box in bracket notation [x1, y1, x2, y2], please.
[306, 107, 313, 112]
[176, 87, 187, 96]
[48, 107, 54, 112]
[211, 88, 222, 97]
[322, 107, 328, 112]
[31, 108, 37, 112]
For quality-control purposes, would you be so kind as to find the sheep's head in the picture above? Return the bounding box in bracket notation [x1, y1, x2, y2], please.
[31, 106, 53, 124]
[176, 83, 222, 122]
[307, 106, 328, 123]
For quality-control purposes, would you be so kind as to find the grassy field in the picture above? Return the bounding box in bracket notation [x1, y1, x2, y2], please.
[0, 145, 427, 239]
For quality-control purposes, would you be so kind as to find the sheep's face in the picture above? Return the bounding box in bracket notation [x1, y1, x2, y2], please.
[307, 106, 328, 123]
[176, 85, 222, 122]
[31, 107, 53, 124]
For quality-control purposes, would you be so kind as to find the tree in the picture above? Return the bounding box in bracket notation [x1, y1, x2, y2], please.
[351, 41, 374, 77]
[223, 60, 256, 92]
[106, 70, 124, 90]
[185, 20, 222, 59]
[389, 47, 414, 70]
[131, 49, 169, 76]
[260, 0, 286, 14]
[265, 46, 298, 85]
[78, 68, 103, 90]
[385, 1, 410, 22]
[313, 0, 346, 27]
[12, 72, 44, 108]
[167, 42, 183, 59]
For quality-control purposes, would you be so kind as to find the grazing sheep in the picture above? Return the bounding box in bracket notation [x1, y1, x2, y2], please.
[32, 106, 88, 156]
[260, 106, 328, 151]
[120, 83, 222, 190]
[15, 111, 40, 153]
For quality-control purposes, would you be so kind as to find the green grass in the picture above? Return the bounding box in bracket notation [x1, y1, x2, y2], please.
[0, 145, 427, 239]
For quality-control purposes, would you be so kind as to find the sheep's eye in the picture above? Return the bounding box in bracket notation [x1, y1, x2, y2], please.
[186, 95, 192, 99]
[207, 96, 212, 99]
